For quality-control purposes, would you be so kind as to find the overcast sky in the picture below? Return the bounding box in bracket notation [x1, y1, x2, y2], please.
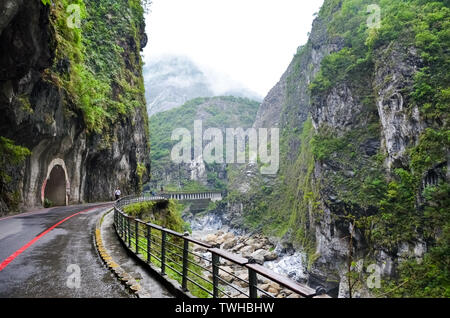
[142, 0, 324, 97]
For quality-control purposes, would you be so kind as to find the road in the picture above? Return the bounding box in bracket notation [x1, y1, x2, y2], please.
[0, 204, 132, 298]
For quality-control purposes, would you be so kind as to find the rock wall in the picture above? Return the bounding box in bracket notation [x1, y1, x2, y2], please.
[0, 0, 150, 214]
[223, 0, 449, 297]
[374, 43, 424, 169]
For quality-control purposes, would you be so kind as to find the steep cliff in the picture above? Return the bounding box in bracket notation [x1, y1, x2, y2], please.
[0, 0, 150, 214]
[148, 96, 260, 191]
[226, 0, 449, 297]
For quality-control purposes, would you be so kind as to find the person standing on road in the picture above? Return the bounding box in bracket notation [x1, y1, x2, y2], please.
[114, 188, 121, 201]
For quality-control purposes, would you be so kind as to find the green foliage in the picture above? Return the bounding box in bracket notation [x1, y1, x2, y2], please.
[136, 163, 147, 192]
[370, 127, 449, 253]
[44, 198, 54, 208]
[206, 200, 217, 212]
[309, 48, 363, 94]
[310, 0, 376, 96]
[410, 128, 450, 176]
[377, 182, 450, 298]
[312, 0, 450, 124]
[123, 201, 154, 218]
[311, 130, 347, 161]
[373, 169, 417, 247]
[133, 230, 211, 298]
[0, 137, 31, 185]
[124, 200, 186, 233]
[0, 137, 31, 166]
[238, 118, 319, 253]
[411, 2, 450, 121]
[124, 199, 210, 297]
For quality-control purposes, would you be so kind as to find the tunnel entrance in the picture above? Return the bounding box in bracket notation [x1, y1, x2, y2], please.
[44, 165, 67, 206]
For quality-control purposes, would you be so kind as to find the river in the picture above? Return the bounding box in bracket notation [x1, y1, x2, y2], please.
[184, 210, 310, 286]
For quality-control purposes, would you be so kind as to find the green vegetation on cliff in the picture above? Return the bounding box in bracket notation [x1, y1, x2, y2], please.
[123, 199, 214, 297]
[239, 118, 319, 252]
[0, 137, 31, 211]
[42, 0, 148, 135]
[124, 199, 188, 232]
[309, 0, 449, 297]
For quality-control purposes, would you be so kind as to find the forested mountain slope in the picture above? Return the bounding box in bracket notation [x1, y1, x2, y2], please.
[148, 96, 260, 192]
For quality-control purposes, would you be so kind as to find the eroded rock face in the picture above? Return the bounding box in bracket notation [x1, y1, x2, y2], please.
[0, 0, 150, 213]
[307, 42, 425, 295]
[374, 43, 424, 169]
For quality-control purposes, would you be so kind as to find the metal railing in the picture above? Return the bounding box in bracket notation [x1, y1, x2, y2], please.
[113, 195, 327, 299]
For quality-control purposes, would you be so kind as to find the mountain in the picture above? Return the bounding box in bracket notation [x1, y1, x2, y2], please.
[222, 0, 449, 297]
[144, 55, 262, 116]
[147, 96, 260, 192]
[0, 0, 150, 213]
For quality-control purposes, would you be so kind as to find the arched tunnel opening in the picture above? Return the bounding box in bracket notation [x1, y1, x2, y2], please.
[44, 165, 67, 206]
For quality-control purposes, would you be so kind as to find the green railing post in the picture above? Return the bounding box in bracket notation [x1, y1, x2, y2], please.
[118, 213, 120, 232]
[135, 220, 139, 254]
[147, 226, 151, 263]
[121, 213, 124, 238]
[127, 217, 131, 247]
[212, 253, 220, 298]
[161, 231, 167, 275]
[122, 213, 125, 240]
[181, 237, 189, 291]
[248, 268, 258, 298]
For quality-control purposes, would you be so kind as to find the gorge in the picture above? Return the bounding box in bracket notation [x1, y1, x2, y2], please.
[0, 0, 448, 298]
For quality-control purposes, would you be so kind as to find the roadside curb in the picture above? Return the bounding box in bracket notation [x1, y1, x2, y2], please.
[94, 208, 151, 298]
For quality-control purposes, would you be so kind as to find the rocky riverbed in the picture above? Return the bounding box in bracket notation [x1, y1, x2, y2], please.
[186, 212, 309, 298]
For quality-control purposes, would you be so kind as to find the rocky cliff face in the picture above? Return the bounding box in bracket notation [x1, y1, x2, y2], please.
[0, 0, 150, 214]
[373, 43, 424, 169]
[224, 0, 449, 297]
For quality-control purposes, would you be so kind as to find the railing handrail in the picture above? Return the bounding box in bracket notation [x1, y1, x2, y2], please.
[161, 190, 223, 195]
[113, 195, 328, 299]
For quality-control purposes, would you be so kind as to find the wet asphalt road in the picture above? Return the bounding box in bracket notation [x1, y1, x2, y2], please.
[0, 204, 132, 298]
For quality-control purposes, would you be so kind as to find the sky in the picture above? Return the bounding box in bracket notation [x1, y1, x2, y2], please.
[142, 0, 325, 98]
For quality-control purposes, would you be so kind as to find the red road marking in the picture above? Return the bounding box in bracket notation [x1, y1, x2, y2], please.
[0, 204, 112, 272]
